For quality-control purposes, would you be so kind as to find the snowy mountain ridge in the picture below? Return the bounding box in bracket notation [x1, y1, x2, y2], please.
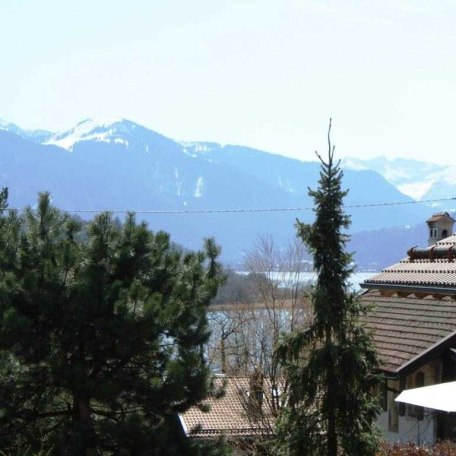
[0, 118, 52, 143]
[3, 116, 456, 209]
[342, 156, 456, 205]
[0, 116, 444, 264]
[45, 117, 133, 151]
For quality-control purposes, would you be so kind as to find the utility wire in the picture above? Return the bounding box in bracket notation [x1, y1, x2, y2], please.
[7, 196, 456, 215]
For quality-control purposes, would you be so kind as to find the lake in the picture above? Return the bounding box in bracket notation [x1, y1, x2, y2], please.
[236, 271, 378, 291]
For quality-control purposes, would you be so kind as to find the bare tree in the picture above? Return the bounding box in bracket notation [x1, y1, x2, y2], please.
[208, 236, 310, 375]
[206, 236, 312, 454]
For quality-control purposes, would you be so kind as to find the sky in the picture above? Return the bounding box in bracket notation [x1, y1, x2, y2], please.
[2, 0, 456, 165]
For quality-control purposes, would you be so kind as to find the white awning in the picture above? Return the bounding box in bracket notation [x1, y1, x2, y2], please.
[395, 381, 456, 413]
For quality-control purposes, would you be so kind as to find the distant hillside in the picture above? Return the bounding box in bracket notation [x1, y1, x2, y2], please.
[350, 222, 430, 270]
[0, 117, 433, 264]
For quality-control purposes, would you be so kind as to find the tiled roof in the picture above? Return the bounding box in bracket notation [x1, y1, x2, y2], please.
[179, 377, 277, 438]
[364, 235, 456, 289]
[361, 290, 456, 373]
[437, 234, 456, 246]
[426, 212, 455, 223]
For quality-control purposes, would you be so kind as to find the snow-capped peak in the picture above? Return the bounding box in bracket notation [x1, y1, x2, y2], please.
[45, 117, 129, 151]
[0, 119, 53, 143]
[0, 118, 20, 132]
[77, 116, 123, 130]
[341, 157, 367, 171]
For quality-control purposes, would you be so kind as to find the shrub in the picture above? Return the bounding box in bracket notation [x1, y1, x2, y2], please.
[378, 441, 456, 456]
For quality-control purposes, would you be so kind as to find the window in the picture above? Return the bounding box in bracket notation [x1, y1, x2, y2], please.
[443, 229, 448, 238]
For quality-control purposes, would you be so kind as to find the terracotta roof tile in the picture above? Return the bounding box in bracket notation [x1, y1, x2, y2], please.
[179, 377, 278, 438]
[361, 290, 456, 373]
[438, 234, 456, 246]
[364, 235, 456, 289]
[426, 213, 456, 223]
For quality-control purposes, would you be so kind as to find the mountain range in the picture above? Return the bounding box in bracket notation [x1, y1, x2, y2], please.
[342, 156, 456, 209]
[0, 117, 446, 267]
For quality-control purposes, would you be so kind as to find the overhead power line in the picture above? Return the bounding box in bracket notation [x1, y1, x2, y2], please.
[7, 196, 456, 215]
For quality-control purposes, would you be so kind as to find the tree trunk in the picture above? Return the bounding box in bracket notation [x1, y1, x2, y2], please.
[326, 327, 337, 456]
[73, 395, 97, 456]
[220, 336, 226, 373]
[327, 399, 337, 456]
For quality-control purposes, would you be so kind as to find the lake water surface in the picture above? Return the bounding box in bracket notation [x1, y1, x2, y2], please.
[236, 271, 378, 291]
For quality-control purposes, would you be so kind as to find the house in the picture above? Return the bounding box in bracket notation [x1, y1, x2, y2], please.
[360, 212, 456, 445]
[183, 212, 456, 447]
[179, 374, 279, 452]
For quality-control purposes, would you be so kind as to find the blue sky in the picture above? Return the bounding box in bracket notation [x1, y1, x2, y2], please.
[2, 0, 456, 164]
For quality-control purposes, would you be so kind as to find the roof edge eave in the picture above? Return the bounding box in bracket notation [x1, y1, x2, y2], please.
[392, 329, 456, 377]
[361, 283, 456, 296]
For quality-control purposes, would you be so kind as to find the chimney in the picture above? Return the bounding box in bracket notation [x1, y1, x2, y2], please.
[248, 367, 264, 419]
[426, 212, 455, 246]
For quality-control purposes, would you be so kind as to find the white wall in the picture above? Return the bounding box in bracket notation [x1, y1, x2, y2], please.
[377, 408, 436, 445]
[378, 361, 440, 445]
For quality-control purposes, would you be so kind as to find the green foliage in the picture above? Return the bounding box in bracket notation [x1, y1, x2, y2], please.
[275, 122, 381, 456]
[0, 439, 53, 456]
[188, 437, 233, 456]
[0, 191, 225, 455]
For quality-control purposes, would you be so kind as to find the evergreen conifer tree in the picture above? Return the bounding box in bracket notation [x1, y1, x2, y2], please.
[0, 192, 225, 455]
[275, 121, 381, 456]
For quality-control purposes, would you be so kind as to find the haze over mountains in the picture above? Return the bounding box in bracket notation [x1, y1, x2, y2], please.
[0, 117, 452, 268]
[342, 156, 456, 205]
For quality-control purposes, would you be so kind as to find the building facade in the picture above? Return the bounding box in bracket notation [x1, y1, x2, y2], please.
[361, 212, 456, 445]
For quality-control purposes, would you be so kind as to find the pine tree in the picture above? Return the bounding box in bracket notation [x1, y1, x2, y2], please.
[0, 192, 225, 455]
[275, 121, 381, 456]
